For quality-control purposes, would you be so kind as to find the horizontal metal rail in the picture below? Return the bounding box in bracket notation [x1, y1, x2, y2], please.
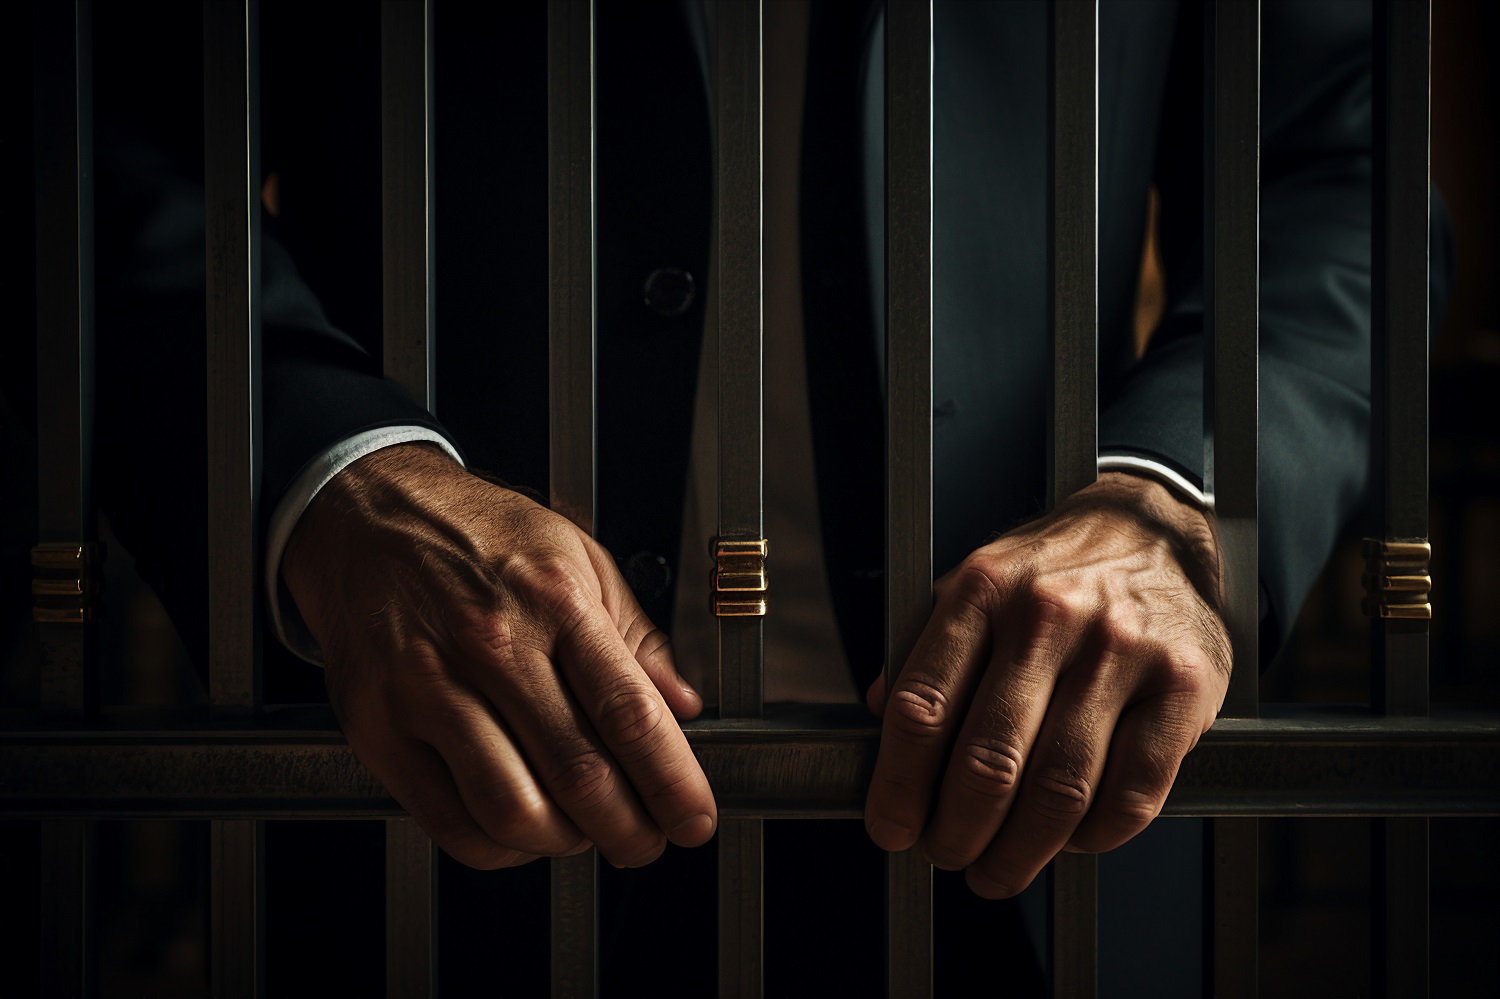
[3, 712, 1495, 819]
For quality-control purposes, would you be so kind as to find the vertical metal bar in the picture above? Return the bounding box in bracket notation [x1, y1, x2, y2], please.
[718, 819, 764, 999]
[1046, 4, 1100, 995]
[550, 852, 598, 999]
[1049, 854, 1098, 998]
[884, 847, 931, 999]
[32, 8, 97, 981]
[548, 3, 599, 997]
[715, 6, 766, 995]
[1046, 0, 1099, 506]
[386, 818, 436, 998]
[549, 0, 597, 537]
[1373, 3, 1432, 994]
[381, 0, 435, 411]
[39, 820, 93, 999]
[1204, 818, 1258, 999]
[1205, 0, 1261, 717]
[203, 0, 262, 713]
[380, 12, 441, 988]
[1372, 0, 1431, 716]
[1203, 4, 1262, 995]
[1374, 818, 1429, 998]
[211, 819, 265, 999]
[204, 7, 265, 994]
[716, 0, 766, 719]
[32, 0, 97, 713]
[884, 2, 934, 996]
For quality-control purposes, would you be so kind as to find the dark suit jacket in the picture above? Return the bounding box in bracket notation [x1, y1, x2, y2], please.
[89, 2, 1450, 993]
[96, 0, 1450, 678]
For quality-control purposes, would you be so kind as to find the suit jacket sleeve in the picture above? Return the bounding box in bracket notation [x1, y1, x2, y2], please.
[1097, 0, 1453, 659]
[96, 124, 450, 665]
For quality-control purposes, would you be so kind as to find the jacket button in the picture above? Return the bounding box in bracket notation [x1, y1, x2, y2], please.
[621, 551, 673, 602]
[643, 267, 696, 318]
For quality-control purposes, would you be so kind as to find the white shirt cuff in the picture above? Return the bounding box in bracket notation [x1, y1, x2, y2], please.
[1097, 455, 1210, 509]
[265, 426, 465, 666]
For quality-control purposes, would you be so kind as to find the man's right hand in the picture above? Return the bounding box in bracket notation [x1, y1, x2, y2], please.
[282, 443, 717, 869]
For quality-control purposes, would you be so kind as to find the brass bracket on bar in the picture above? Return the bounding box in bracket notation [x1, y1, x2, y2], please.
[1361, 539, 1431, 620]
[31, 542, 104, 624]
[711, 537, 768, 618]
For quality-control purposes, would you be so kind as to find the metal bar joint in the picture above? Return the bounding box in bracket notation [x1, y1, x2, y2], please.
[1362, 539, 1432, 620]
[711, 536, 769, 617]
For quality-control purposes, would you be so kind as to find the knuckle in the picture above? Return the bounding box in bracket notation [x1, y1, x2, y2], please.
[595, 685, 670, 763]
[455, 609, 518, 662]
[482, 794, 555, 848]
[547, 747, 616, 811]
[1157, 648, 1226, 702]
[512, 556, 591, 621]
[1028, 769, 1093, 821]
[951, 565, 1004, 614]
[1094, 607, 1145, 651]
[886, 676, 953, 741]
[1025, 582, 1078, 622]
[956, 740, 1024, 798]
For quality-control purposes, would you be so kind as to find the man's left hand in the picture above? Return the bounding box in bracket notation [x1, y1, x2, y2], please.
[864, 472, 1232, 898]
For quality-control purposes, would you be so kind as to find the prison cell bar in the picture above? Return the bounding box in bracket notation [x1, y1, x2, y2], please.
[881, 1, 935, 996]
[1372, 1, 1433, 995]
[33, 0, 97, 713]
[204, 0, 263, 718]
[386, 817, 437, 997]
[545, 2, 601, 996]
[32, 1, 97, 994]
[382, 0, 436, 414]
[202, 2, 267, 995]
[1202, 2, 1263, 997]
[714, 3, 767, 995]
[5, 710, 1497, 817]
[377, 2, 441, 995]
[1045, 2, 1101, 995]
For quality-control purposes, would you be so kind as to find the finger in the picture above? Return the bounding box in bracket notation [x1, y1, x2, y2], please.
[608, 575, 702, 721]
[966, 658, 1123, 899]
[554, 606, 719, 852]
[863, 570, 998, 852]
[918, 621, 1072, 871]
[417, 685, 589, 857]
[355, 733, 541, 870]
[865, 672, 886, 716]
[1066, 690, 1203, 854]
[467, 640, 674, 869]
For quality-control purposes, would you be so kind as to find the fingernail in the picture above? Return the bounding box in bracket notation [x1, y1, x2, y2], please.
[616, 849, 662, 870]
[967, 870, 1012, 899]
[866, 818, 916, 851]
[670, 813, 716, 845]
[1061, 842, 1087, 854]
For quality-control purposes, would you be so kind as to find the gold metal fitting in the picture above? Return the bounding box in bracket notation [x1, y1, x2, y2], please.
[711, 537, 768, 617]
[31, 542, 104, 624]
[1361, 539, 1431, 620]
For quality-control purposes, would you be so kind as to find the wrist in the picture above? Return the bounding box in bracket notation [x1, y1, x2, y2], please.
[282, 442, 461, 622]
[1087, 471, 1224, 609]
